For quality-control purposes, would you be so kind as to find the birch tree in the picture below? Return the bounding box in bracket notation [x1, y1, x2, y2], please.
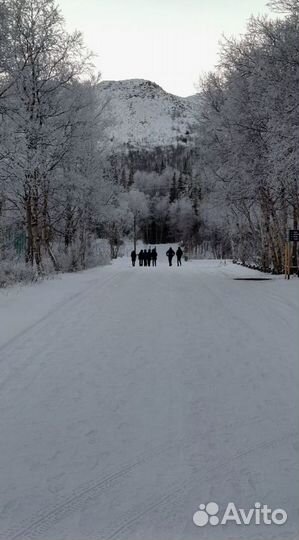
[198, 1, 299, 271]
[0, 0, 96, 271]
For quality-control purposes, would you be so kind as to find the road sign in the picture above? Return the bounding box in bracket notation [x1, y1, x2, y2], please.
[289, 230, 299, 242]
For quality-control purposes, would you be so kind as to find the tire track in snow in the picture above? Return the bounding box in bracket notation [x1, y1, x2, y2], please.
[3, 418, 224, 540]
[4, 438, 182, 540]
[0, 271, 126, 392]
[100, 431, 297, 540]
[0, 271, 123, 358]
[103, 479, 191, 540]
[5, 420, 292, 540]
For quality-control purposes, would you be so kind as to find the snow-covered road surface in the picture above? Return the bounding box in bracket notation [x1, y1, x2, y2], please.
[0, 259, 298, 540]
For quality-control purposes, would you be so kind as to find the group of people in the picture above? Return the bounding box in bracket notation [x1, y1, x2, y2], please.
[130, 246, 183, 267]
[131, 247, 158, 267]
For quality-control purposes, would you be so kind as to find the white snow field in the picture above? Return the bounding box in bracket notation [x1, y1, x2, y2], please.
[0, 257, 298, 540]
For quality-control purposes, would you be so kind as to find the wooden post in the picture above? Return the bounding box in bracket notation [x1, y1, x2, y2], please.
[285, 242, 291, 279]
[286, 230, 299, 277]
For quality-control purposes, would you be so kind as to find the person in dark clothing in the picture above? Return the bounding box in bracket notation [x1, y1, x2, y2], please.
[147, 249, 152, 267]
[131, 250, 137, 267]
[138, 250, 144, 266]
[151, 247, 157, 266]
[166, 247, 175, 266]
[143, 249, 148, 267]
[176, 246, 183, 266]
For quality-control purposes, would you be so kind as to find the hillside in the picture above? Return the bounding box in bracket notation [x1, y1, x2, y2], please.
[97, 79, 201, 157]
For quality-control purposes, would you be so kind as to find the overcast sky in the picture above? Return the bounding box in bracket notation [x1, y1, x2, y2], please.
[58, 0, 270, 97]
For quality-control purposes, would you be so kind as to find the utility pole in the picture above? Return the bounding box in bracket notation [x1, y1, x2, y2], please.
[133, 214, 137, 253]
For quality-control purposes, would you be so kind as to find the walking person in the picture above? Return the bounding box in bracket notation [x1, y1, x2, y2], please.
[138, 249, 144, 266]
[166, 247, 175, 267]
[147, 249, 152, 267]
[131, 249, 137, 267]
[151, 247, 157, 267]
[176, 246, 183, 266]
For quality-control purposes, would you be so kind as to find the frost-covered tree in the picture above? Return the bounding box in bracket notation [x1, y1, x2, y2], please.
[0, 0, 108, 275]
[197, 1, 299, 271]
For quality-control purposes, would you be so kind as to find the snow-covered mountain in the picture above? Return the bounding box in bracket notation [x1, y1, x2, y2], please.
[97, 79, 201, 156]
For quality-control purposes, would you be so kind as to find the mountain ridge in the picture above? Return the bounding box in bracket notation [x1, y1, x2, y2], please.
[97, 78, 201, 156]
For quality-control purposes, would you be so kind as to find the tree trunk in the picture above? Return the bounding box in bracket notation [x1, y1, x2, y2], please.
[24, 187, 33, 265]
[31, 182, 42, 271]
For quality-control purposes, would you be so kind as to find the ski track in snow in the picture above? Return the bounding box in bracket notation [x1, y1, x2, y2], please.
[0, 257, 298, 540]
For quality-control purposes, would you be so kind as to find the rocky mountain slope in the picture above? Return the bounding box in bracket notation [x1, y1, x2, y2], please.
[96, 79, 201, 158]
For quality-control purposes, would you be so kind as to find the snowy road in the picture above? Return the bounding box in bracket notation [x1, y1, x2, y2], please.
[0, 259, 298, 540]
